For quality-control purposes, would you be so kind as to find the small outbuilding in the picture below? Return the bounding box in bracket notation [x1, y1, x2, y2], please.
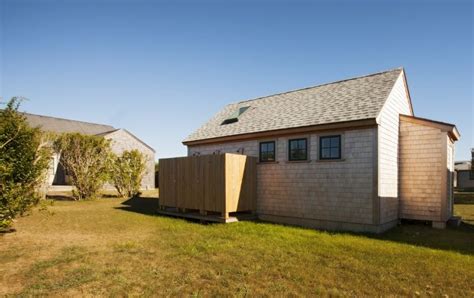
[398, 115, 460, 228]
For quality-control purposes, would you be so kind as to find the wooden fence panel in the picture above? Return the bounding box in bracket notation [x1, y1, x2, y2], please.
[240, 155, 257, 212]
[225, 154, 257, 213]
[204, 154, 225, 212]
[159, 154, 256, 215]
[159, 158, 176, 207]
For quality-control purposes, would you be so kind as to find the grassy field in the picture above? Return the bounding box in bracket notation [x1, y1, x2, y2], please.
[455, 192, 474, 225]
[0, 190, 473, 296]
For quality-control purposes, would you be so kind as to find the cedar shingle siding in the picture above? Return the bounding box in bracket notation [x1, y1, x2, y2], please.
[377, 73, 413, 225]
[189, 129, 379, 232]
[399, 118, 456, 223]
[103, 129, 155, 189]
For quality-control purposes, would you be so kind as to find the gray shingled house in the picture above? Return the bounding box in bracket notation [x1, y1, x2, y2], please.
[183, 68, 460, 232]
[25, 113, 155, 190]
[454, 149, 474, 190]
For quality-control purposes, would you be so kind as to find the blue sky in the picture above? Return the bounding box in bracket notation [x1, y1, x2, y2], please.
[1, 0, 472, 160]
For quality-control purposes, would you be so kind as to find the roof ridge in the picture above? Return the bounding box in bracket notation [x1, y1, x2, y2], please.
[22, 112, 115, 128]
[236, 67, 404, 105]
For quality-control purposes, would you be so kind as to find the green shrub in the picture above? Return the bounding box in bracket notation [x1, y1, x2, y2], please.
[109, 150, 146, 198]
[0, 97, 51, 230]
[54, 133, 111, 200]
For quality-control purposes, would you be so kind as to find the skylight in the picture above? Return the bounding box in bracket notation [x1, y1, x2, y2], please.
[221, 106, 250, 125]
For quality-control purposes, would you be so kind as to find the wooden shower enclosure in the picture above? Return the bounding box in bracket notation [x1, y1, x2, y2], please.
[159, 153, 257, 220]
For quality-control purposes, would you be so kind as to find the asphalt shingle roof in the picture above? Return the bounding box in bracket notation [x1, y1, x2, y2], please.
[184, 68, 403, 143]
[24, 113, 116, 135]
[455, 161, 472, 171]
[22, 113, 155, 152]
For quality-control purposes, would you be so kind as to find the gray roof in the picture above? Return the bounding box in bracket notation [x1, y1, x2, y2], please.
[455, 161, 472, 171]
[24, 113, 156, 152]
[184, 68, 404, 143]
[24, 113, 116, 135]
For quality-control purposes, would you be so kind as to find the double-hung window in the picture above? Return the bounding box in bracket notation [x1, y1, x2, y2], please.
[319, 135, 341, 160]
[259, 141, 275, 162]
[288, 138, 308, 161]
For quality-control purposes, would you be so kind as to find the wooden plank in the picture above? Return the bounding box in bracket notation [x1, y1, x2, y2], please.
[195, 155, 205, 212]
[440, 133, 448, 222]
[224, 154, 257, 213]
[203, 155, 217, 212]
[159, 158, 175, 207]
[246, 156, 257, 211]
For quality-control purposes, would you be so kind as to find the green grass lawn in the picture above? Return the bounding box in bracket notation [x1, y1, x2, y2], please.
[455, 192, 474, 225]
[0, 191, 473, 296]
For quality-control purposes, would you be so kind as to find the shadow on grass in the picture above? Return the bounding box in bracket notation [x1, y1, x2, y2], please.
[115, 197, 220, 225]
[454, 191, 474, 204]
[254, 218, 474, 256]
[116, 195, 474, 255]
[47, 192, 121, 200]
[115, 196, 160, 216]
[454, 197, 474, 205]
[46, 194, 120, 201]
[46, 195, 76, 201]
[102, 193, 121, 198]
[367, 220, 474, 256]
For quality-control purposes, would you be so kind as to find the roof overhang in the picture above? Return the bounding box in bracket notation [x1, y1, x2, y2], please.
[183, 118, 378, 146]
[400, 114, 460, 141]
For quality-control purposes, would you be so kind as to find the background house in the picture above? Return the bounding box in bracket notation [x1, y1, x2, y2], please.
[182, 68, 459, 232]
[454, 149, 474, 190]
[25, 113, 155, 190]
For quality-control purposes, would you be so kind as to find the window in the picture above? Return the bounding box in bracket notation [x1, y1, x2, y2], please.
[319, 135, 341, 160]
[288, 138, 308, 161]
[259, 141, 275, 162]
[221, 106, 250, 125]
